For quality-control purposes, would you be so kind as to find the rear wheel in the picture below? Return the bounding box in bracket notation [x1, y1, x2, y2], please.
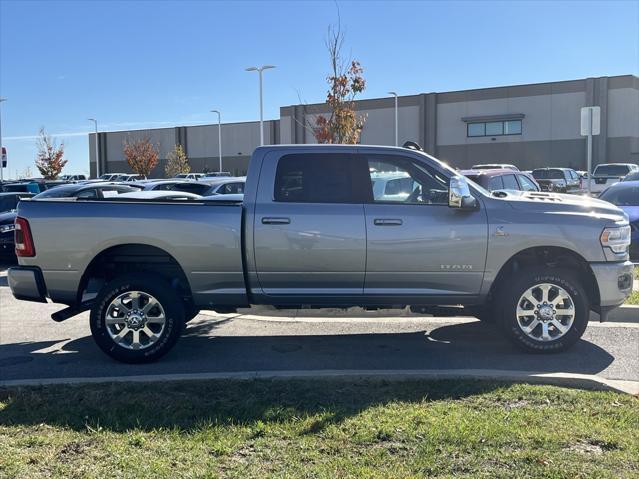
[90, 273, 185, 363]
[496, 267, 588, 352]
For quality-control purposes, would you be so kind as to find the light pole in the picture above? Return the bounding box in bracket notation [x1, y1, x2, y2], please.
[245, 65, 276, 146]
[88, 118, 99, 178]
[388, 91, 398, 146]
[210, 110, 222, 172]
[0, 98, 6, 183]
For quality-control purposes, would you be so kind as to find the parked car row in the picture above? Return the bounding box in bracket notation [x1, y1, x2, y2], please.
[460, 162, 638, 197]
[0, 176, 247, 261]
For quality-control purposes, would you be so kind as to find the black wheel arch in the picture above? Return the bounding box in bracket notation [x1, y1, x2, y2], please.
[488, 246, 600, 309]
[77, 244, 193, 305]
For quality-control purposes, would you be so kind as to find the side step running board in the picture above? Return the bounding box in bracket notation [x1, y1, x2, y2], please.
[51, 301, 94, 322]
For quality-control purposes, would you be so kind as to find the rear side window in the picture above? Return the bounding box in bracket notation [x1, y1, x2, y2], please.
[274, 154, 363, 203]
[488, 176, 504, 191]
[76, 189, 98, 199]
[501, 174, 520, 190]
[219, 182, 244, 194]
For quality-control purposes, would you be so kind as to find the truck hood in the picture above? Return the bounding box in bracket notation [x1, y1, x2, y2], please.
[495, 190, 628, 222]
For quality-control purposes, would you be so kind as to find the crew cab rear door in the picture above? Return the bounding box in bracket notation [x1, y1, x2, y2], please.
[362, 151, 488, 298]
[252, 151, 369, 297]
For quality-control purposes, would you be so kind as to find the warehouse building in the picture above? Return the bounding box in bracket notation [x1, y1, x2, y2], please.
[89, 74, 639, 177]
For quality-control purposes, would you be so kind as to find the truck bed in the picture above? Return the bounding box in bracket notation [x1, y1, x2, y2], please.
[16, 198, 248, 307]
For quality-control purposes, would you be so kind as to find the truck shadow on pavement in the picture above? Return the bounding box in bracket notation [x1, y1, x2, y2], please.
[0, 321, 619, 432]
[0, 320, 615, 382]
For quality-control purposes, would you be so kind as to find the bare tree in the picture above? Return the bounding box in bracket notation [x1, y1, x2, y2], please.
[312, 23, 367, 144]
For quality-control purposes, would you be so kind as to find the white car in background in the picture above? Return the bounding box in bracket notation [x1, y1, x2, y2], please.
[173, 173, 205, 180]
[590, 163, 639, 195]
[471, 163, 520, 171]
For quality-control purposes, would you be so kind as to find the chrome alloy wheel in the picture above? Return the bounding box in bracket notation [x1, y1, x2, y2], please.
[105, 291, 166, 350]
[515, 283, 575, 342]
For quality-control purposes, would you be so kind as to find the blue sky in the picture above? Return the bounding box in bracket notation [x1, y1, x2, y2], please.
[0, 0, 637, 178]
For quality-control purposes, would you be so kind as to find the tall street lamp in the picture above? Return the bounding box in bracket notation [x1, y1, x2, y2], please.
[88, 118, 99, 178]
[245, 65, 276, 146]
[0, 98, 6, 183]
[210, 109, 222, 172]
[388, 92, 398, 147]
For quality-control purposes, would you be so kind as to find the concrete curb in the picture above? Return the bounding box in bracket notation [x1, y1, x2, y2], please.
[591, 305, 639, 323]
[1, 369, 637, 395]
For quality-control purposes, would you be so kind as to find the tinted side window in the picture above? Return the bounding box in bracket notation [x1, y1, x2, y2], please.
[502, 174, 520, 190]
[76, 189, 98, 199]
[175, 183, 209, 195]
[274, 154, 361, 203]
[222, 182, 244, 194]
[488, 176, 504, 191]
[517, 175, 538, 191]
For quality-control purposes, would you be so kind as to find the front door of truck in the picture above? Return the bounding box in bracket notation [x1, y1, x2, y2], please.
[253, 152, 369, 297]
[363, 153, 488, 298]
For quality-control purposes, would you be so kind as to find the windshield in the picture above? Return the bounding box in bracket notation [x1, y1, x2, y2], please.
[594, 165, 632, 177]
[532, 169, 564, 180]
[33, 186, 79, 198]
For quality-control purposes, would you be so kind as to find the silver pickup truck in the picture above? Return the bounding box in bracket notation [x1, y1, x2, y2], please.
[8, 145, 634, 363]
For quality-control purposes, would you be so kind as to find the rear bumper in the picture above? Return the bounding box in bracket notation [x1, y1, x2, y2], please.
[8, 266, 48, 303]
[590, 261, 634, 311]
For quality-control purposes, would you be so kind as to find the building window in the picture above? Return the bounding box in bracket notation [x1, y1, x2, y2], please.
[467, 123, 485, 137]
[467, 119, 522, 137]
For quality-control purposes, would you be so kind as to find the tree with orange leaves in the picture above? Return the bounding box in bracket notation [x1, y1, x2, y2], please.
[123, 137, 159, 176]
[35, 128, 68, 179]
[313, 24, 366, 144]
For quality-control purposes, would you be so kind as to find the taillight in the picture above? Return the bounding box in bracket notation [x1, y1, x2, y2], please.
[15, 217, 35, 257]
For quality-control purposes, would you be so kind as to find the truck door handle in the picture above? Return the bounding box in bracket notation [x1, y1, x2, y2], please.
[262, 217, 291, 225]
[373, 218, 403, 226]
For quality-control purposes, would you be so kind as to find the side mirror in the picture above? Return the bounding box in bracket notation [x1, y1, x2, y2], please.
[449, 176, 478, 209]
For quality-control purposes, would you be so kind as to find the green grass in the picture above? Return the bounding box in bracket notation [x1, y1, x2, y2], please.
[624, 266, 639, 304]
[1, 379, 638, 478]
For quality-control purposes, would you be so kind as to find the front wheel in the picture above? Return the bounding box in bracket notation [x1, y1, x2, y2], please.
[90, 273, 185, 363]
[496, 267, 589, 353]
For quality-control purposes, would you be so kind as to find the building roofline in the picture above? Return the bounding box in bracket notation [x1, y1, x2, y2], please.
[280, 74, 638, 110]
[90, 118, 280, 136]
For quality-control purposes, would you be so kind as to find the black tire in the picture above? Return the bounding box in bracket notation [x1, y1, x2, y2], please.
[90, 273, 185, 363]
[496, 267, 589, 353]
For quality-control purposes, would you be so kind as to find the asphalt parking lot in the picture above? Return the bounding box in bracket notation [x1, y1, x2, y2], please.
[1, 261, 637, 386]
